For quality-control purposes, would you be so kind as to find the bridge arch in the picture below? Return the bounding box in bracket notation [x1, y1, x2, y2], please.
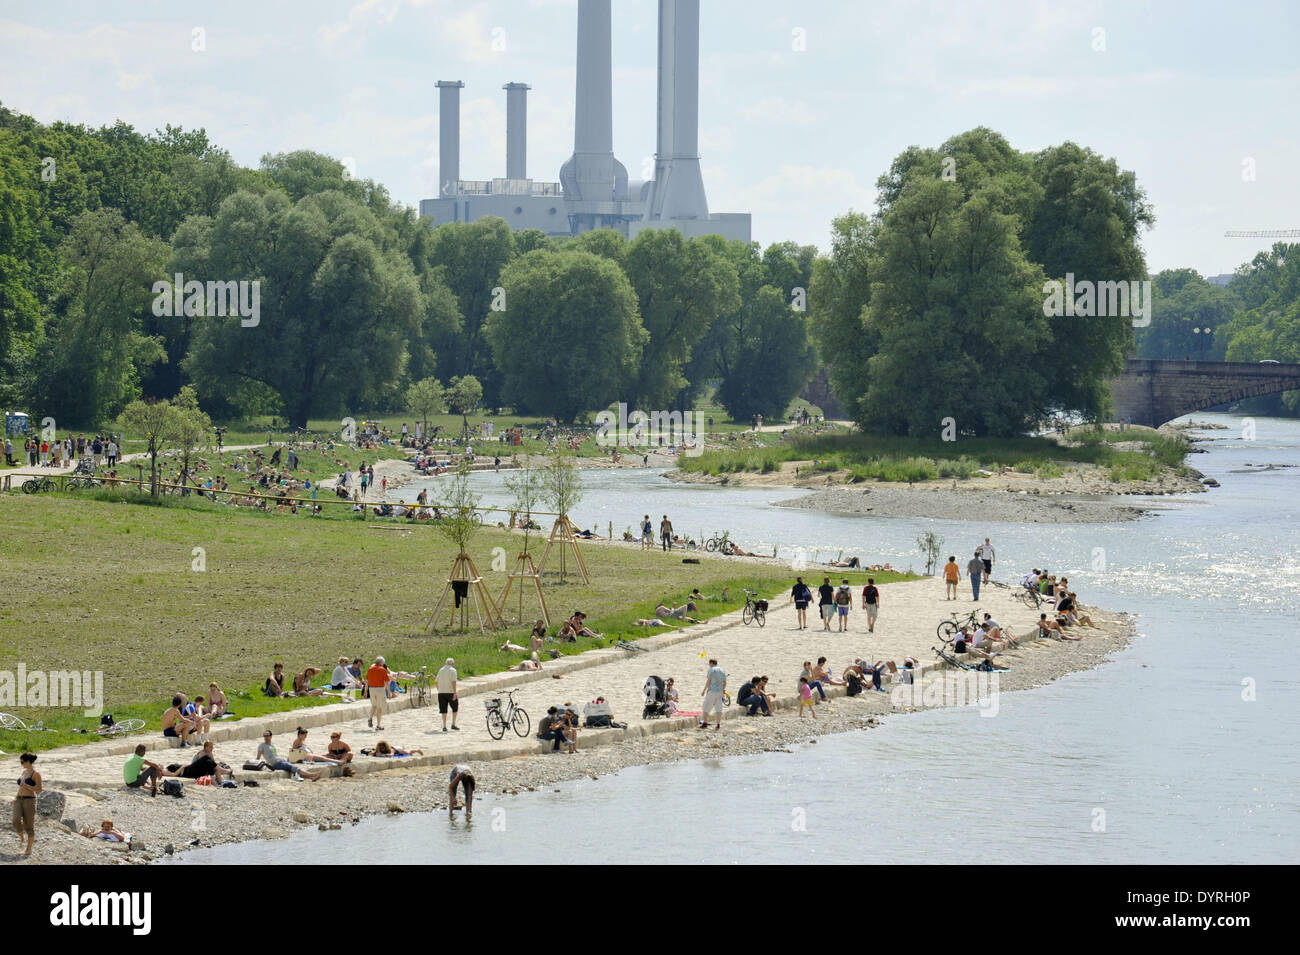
[1108, 360, 1300, 426]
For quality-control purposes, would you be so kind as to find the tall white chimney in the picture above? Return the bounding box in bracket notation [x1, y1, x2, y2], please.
[436, 80, 464, 196]
[503, 82, 530, 180]
[560, 0, 628, 212]
[647, 0, 708, 220]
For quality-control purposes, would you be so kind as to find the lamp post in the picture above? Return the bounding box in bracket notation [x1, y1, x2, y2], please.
[1192, 326, 1213, 358]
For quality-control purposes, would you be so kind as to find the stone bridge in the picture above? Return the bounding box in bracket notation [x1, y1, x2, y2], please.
[1108, 359, 1300, 427]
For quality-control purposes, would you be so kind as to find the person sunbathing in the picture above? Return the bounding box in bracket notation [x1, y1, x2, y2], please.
[811, 657, 844, 686]
[499, 640, 527, 652]
[567, 611, 602, 638]
[370, 740, 423, 757]
[509, 652, 543, 672]
[654, 602, 702, 623]
[83, 819, 132, 843]
[289, 728, 340, 766]
[1039, 613, 1080, 640]
[634, 618, 668, 627]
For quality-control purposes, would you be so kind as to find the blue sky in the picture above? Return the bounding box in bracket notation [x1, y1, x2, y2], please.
[2, 0, 1297, 274]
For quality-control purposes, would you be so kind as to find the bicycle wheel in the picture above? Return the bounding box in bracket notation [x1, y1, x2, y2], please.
[755, 608, 766, 628]
[705, 539, 717, 553]
[510, 707, 531, 738]
[0, 713, 27, 731]
[937, 620, 959, 644]
[486, 707, 506, 740]
[111, 718, 145, 733]
[742, 605, 755, 626]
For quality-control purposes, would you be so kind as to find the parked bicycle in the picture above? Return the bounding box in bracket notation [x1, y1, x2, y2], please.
[406, 666, 431, 708]
[742, 589, 768, 627]
[485, 690, 531, 740]
[1015, 586, 1043, 609]
[20, 477, 57, 494]
[937, 608, 982, 644]
[704, 530, 732, 553]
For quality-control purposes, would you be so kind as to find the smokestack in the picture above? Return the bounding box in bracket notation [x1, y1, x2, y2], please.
[436, 80, 464, 196]
[560, 0, 627, 209]
[503, 82, 530, 180]
[647, 0, 708, 220]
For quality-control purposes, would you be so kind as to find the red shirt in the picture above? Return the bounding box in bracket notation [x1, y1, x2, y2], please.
[366, 664, 389, 688]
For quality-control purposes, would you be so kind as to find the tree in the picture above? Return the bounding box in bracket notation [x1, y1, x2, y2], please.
[183, 189, 422, 427]
[712, 286, 815, 420]
[808, 211, 876, 419]
[486, 250, 646, 421]
[33, 209, 169, 426]
[425, 217, 517, 406]
[502, 460, 542, 555]
[445, 375, 483, 438]
[171, 385, 213, 492]
[436, 463, 482, 555]
[117, 398, 181, 498]
[541, 448, 584, 580]
[406, 377, 445, 436]
[624, 229, 740, 408]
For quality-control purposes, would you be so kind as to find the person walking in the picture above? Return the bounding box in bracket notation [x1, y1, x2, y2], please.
[659, 514, 674, 552]
[366, 656, 391, 730]
[968, 550, 984, 601]
[435, 657, 460, 732]
[834, 579, 852, 632]
[791, 577, 812, 629]
[943, 556, 960, 600]
[699, 658, 727, 730]
[817, 576, 835, 630]
[861, 578, 880, 633]
[979, 538, 996, 583]
[641, 514, 653, 551]
[13, 753, 41, 857]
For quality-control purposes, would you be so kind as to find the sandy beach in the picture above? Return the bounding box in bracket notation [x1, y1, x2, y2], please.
[2, 573, 1132, 866]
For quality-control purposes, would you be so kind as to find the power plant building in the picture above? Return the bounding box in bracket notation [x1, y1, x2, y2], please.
[419, 0, 750, 243]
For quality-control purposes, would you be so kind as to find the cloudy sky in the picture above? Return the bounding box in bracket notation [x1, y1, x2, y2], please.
[2, 0, 1297, 274]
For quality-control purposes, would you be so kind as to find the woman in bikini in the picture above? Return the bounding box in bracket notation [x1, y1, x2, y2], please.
[13, 753, 41, 857]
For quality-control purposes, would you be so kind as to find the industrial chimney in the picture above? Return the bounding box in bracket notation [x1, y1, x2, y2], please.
[646, 0, 708, 221]
[436, 80, 464, 196]
[559, 0, 628, 218]
[503, 82, 530, 180]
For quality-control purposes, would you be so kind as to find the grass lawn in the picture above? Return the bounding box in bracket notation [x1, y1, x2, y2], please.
[0, 491, 912, 752]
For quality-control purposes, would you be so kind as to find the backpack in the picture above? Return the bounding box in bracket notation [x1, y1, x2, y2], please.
[846, 674, 863, 696]
[835, 589, 850, 606]
[162, 780, 185, 798]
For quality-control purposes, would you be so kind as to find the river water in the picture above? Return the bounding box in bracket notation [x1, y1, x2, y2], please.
[178, 413, 1299, 864]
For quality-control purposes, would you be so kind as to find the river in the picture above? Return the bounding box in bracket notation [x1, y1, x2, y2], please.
[177, 413, 1299, 864]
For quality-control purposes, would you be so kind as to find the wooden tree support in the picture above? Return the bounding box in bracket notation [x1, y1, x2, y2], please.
[426, 552, 506, 633]
[536, 514, 590, 584]
[498, 551, 550, 626]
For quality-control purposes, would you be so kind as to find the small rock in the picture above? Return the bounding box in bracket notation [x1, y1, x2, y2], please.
[164, 843, 175, 855]
[60, 818, 77, 832]
[36, 790, 66, 818]
[318, 822, 329, 830]
[292, 811, 311, 823]
[328, 822, 342, 831]
[387, 802, 404, 813]
[262, 828, 289, 839]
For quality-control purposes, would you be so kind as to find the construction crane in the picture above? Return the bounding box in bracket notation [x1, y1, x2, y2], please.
[1225, 230, 1300, 238]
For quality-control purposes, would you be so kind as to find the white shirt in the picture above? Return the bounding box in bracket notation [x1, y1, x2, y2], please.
[979, 542, 995, 561]
[435, 665, 457, 694]
[331, 665, 352, 686]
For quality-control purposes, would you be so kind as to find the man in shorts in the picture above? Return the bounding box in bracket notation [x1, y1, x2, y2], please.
[861, 577, 880, 633]
[366, 655, 391, 730]
[436, 657, 459, 732]
[817, 577, 835, 631]
[641, 514, 653, 551]
[448, 764, 475, 818]
[979, 538, 995, 583]
[699, 658, 727, 730]
[834, 580, 852, 631]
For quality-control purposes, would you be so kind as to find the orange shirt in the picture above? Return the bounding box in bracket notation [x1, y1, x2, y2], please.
[366, 664, 389, 688]
[943, 561, 960, 582]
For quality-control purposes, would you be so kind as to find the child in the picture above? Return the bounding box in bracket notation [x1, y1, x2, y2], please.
[798, 677, 816, 719]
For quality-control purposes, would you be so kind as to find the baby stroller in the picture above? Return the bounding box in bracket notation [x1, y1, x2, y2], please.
[642, 675, 670, 719]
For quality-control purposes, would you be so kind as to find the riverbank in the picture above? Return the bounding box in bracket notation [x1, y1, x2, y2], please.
[1, 577, 1133, 866]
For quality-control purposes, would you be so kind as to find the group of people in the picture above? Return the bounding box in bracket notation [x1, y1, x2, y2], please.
[944, 538, 998, 600]
[5, 432, 120, 469]
[791, 576, 882, 633]
[159, 685, 229, 746]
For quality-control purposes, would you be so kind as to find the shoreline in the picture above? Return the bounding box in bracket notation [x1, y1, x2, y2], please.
[3, 580, 1135, 866]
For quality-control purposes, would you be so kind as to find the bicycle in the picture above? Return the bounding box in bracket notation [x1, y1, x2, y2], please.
[1015, 586, 1043, 609]
[0, 712, 28, 731]
[741, 589, 767, 627]
[66, 476, 104, 491]
[937, 609, 982, 644]
[485, 690, 531, 740]
[611, 638, 647, 652]
[704, 531, 731, 553]
[406, 667, 431, 708]
[98, 718, 145, 736]
[21, 477, 57, 494]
